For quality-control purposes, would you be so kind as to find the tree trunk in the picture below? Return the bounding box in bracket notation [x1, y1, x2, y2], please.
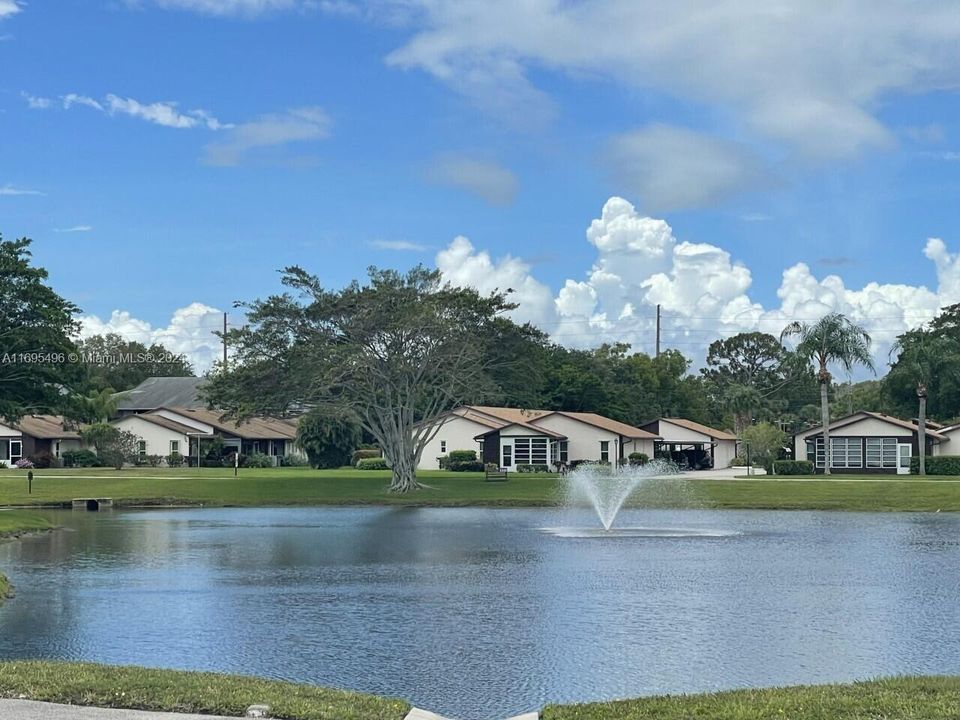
[820, 378, 831, 476]
[384, 434, 422, 493]
[918, 385, 927, 477]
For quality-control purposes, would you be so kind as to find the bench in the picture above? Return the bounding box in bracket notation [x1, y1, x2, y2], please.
[484, 469, 508, 482]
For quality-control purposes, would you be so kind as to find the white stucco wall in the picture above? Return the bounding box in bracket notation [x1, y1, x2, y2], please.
[713, 440, 738, 468]
[418, 416, 490, 470]
[531, 414, 622, 465]
[655, 420, 711, 443]
[113, 416, 191, 459]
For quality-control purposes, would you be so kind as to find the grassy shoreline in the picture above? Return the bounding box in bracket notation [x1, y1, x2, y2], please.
[2, 468, 960, 512]
[0, 511, 56, 603]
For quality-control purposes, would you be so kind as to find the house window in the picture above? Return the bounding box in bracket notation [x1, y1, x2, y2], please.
[600, 440, 609, 463]
[170, 440, 180, 454]
[866, 438, 898, 468]
[830, 437, 862, 468]
[559, 441, 568, 463]
[502, 444, 512, 467]
[478, 440, 484, 458]
[514, 438, 531, 464]
[138, 440, 147, 458]
[440, 441, 446, 454]
[9, 440, 21, 461]
[531, 438, 548, 465]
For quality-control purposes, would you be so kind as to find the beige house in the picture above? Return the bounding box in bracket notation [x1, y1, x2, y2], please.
[418, 406, 661, 471]
[0, 415, 84, 467]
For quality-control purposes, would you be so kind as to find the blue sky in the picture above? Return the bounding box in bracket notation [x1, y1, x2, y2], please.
[3, 0, 960, 371]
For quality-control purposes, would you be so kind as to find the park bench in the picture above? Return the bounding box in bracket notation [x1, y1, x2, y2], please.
[484, 468, 508, 482]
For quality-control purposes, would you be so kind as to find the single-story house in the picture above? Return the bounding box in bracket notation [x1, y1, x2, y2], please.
[113, 407, 301, 464]
[0, 415, 85, 466]
[792, 411, 946, 474]
[638, 418, 739, 469]
[418, 405, 662, 471]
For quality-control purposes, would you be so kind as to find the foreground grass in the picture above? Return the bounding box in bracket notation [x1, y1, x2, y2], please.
[0, 661, 409, 720]
[0, 510, 55, 537]
[2, 467, 960, 511]
[545, 676, 960, 720]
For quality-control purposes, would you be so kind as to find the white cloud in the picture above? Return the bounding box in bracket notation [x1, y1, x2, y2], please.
[79, 303, 225, 372]
[25, 91, 230, 130]
[437, 196, 951, 372]
[202, 106, 331, 166]
[53, 225, 93, 233]
[606, 125, 765, 212]
[139, 0, 303, 16]
[0, 1, 20, 20]
[371, 240, 428, 251]
[426, 154, 518, 205]
[0, 184, 43, 196]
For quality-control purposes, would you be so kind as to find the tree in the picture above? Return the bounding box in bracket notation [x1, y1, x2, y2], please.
[77, 333, 194, 392]
[203, 265, 517, 492]
[0, 236, 86, 421]
[781, 313, 874, 475]
[296, 409, 362, 469]
[82, 387, 119, 423]
[887, 333, 960, 475]
[81, 423, 141, 470]
[740, 422, 787, 471]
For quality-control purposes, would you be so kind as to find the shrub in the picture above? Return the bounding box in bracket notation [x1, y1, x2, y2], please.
[448, 460, 485, 472]
[569, 459, 611, 470]
[516, 464, 550, 473]
[485, 462, 500, 472]
[448, 450, 477, 462]
[352, 448, 381, 465]
[280, 454, 309, 467]
[14, 458, 34, 469]
[245, 453, 274, 469]
[82, 423, 142, 470]
[166, 452, 184, 468]
[772, 459, 815, 475]
[62, 449, 99, 468]
[296, 409, 362, 469]
[910, 455, 960, 475]
[28, 451, 59, 469]
[628, 452, 649, 466]
[356, 457, 389, 470]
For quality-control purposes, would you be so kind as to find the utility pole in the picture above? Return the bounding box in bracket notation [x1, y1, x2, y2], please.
[222, 312, 228, 368]
[655, 304, 661, 358]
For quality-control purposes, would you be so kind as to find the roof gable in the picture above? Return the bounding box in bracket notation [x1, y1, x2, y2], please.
[651, 417, 738, 441]
[536, 411, 660, 440]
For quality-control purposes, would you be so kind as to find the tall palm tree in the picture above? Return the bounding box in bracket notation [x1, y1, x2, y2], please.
[84, 388, 119, 423]
[888, 334, 960, 475]
[781, 314, 874, 475]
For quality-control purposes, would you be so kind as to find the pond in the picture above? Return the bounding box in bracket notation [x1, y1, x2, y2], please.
[1, 506, 959, 719]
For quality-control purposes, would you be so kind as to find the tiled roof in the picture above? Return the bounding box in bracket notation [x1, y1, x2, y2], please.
[801, 410, 947, 441]
[125, 414, 206, 436]
[115, 377, 206, 410]
[14, 415, 83, 439]
[549, 412, 661, 440]
[656, 417, 738, 441]
[157, 408, 298, 440]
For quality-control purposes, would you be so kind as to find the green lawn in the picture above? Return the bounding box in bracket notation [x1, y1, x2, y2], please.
[0, 661, 408, 720]
[0, 509, 55, 536]
[543, 676, 960, 719]
[1, 467, 960, 511]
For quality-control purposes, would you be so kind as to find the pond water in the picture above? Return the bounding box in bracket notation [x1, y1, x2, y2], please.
[1, 506, 960, 719]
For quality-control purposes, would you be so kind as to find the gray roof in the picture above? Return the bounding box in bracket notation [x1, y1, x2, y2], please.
[115, 377, 207, 411]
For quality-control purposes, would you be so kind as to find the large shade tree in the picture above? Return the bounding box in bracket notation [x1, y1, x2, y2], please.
[204, 265, 521, 492]
[77, 333, 194, 392]
[781, 313, 874, 474]
[0, 236, 85, 421]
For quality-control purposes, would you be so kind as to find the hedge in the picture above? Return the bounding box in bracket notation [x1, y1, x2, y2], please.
[516, 464, 551, 473]
[772, 460, 815, 475]
[448, 450, 477, 462]
[627, 452, 649, 466]
[61, 449, 99, 468]
[448, 460, 484, 472]
[910, 455, 960, 475]
[356, 457, 389, 470]
[352, 448, 381, 465]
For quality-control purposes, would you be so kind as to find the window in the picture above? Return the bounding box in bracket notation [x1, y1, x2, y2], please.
[138, 440, 147, 458]
[502, 444, 512, 467]
[600, 440, 609, 463]
[830, 437, 862, 468]
[559, 441, 568, 463]
[440, 440, 446, 453]
[866, 438, 898, 468]
[478, 440, 484, 458]
[514, 438, 531, 464]
[531, 438, 548, 465]
[9, 440, 21, 460]
[170, 440, 180, 454]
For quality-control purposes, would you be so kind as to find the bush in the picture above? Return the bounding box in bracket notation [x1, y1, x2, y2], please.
[569, 459, 611, 470]
[62, 449, 99, 468]
[516, 464, 550, 473]
[14, 458, 34, 469]
[772, 459, 815, 475]
[166, 452, 184, 468]
[910, 455, 960, 475]
[297, 410, 362, 469]
[357, 457, 389, 470]
[448, 450, 477, 462]
[352, 448, 381, 465]
[28, 451, 59, 469]
[245, 453, 274, 469]
[280, 454, 309, 467]
[627, 452, 649, 466]
[448, 460, 485, 472]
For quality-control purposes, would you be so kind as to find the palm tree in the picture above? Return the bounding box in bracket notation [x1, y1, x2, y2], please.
[888, 334, 960, 475]
[781, 313, 873, 475]
[84, 388, 119, 423]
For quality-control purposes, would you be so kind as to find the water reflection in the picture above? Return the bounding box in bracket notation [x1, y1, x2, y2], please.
[1, 507, 960, 719]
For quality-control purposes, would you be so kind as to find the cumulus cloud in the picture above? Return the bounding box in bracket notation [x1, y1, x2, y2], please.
[136, 0, 303, 15]
[606, 125, 765, 212]
[25, 91, 230, 130]
[426, 154, 518, 205]
[202, 107, 331, 166]
[79, 303, 225, 372]
[437, 196, 951, 372]
[0, 0, 20, 20]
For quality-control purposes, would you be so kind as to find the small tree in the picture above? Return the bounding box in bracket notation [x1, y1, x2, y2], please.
[82, 423, 141, 470]
[740, 422, 787, 472]
[296, 409, 362, 469]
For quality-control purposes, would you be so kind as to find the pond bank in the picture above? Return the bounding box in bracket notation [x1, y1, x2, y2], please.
[0, 512, 56, 604]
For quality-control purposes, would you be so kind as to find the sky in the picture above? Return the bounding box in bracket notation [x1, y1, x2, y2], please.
[3, 0, 960, 375]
